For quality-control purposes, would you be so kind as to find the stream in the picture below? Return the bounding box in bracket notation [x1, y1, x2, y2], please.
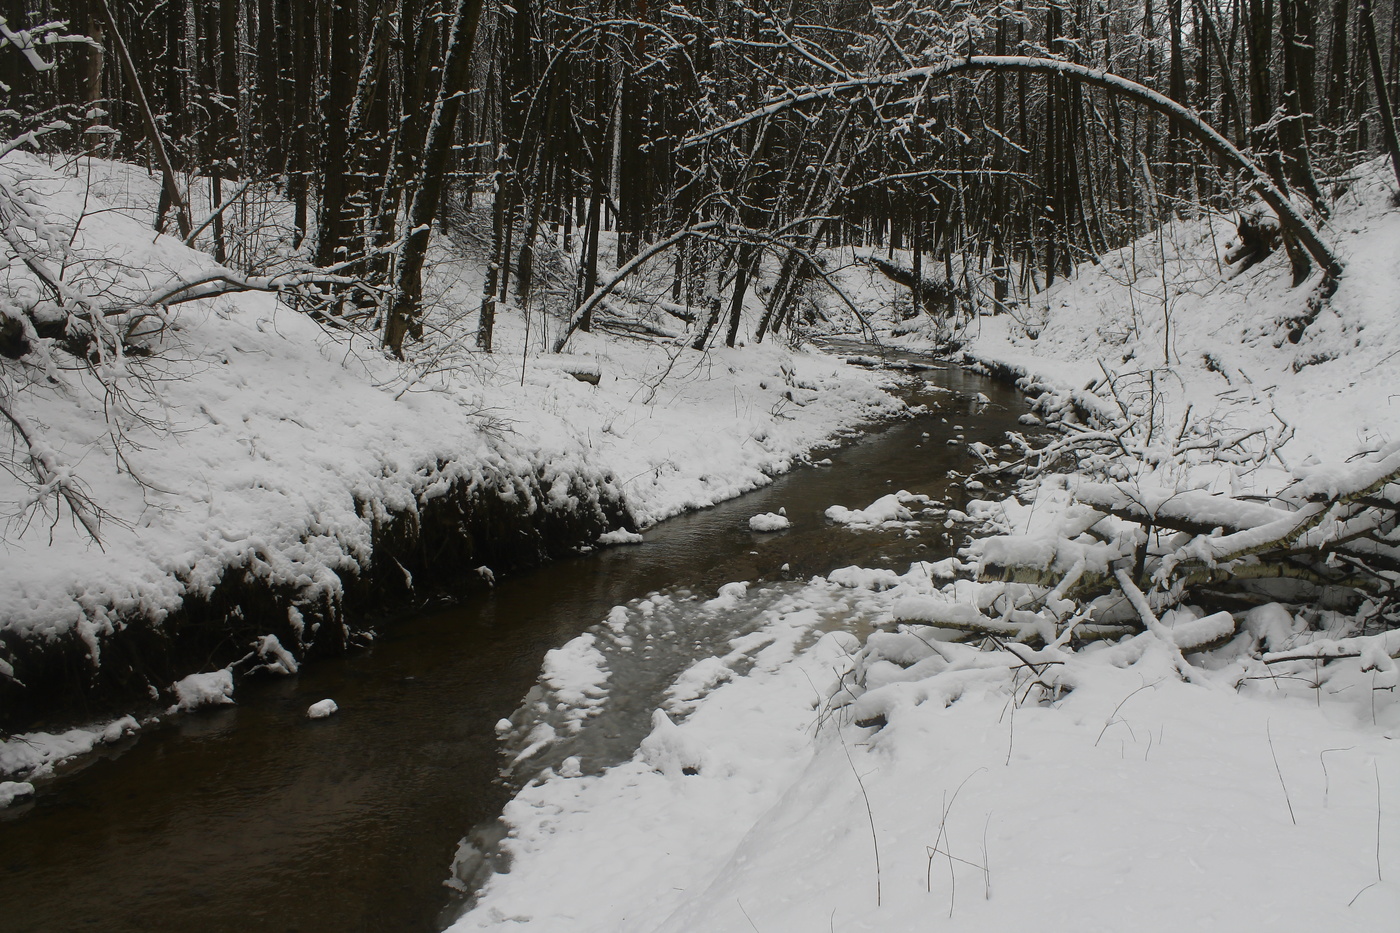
[0, 353, 1029, 933]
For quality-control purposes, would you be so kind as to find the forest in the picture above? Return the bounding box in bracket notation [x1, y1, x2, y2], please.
[5, 0, 1397, 364]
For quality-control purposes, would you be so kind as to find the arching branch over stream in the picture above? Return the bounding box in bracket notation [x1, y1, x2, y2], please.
[682, 55, 1344, 285]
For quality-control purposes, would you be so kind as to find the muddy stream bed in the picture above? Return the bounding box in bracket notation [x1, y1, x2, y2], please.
[0, 351, 1029, 933]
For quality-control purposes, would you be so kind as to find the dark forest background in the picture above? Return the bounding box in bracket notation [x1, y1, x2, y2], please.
[5, 0, 1398, 354]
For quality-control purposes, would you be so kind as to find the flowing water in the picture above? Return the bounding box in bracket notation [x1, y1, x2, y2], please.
[0, 353, 1028, 933]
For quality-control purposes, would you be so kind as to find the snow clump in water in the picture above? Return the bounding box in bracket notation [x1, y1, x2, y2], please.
[824, 491, 926, 527]
[748, 511, 791, 531]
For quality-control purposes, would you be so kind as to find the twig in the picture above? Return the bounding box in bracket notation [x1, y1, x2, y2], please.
[981, 812, 992, 900]
[837, 726, 881, 907]
[1005, 694, 1015, 766]
[1266, 719, 1296, 826]
[184, 179, 253, 247]
[1374, 759, 1383, 881]
[1319, 746, 1356, 806]
[1094, 678, 1164, 747]
[924, 768, 987, 918]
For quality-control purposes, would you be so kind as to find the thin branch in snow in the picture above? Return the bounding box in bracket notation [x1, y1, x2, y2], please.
[1094, 678, 1164, 747]
[736, 900, 762, 932]
[1319, 746, 1357, 806]
[1265, 719, 1297, 826]
[924, 769, 988, 918]
[837, 724, 881, 908]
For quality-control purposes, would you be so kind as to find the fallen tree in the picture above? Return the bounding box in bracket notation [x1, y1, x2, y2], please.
[875, 372, 1398, 695]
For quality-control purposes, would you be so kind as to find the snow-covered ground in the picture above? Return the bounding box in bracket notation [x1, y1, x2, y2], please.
[453, 564, 1397, 932]
[4, 144, 1398, 928]
[958, 162, 1400, 462]
[451, 161, 1400, 930]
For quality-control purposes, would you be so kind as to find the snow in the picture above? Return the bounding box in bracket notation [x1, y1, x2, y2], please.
[597, 528, 644, 545]
[307, 698, 339, 719]
[748, 511, 791, 531]
[0, 780, 35, 807]
[825, 492, 916, 527]
[255, 634, 299, 676]
[453, 565, 1398, 932]
[826, 565, 902, 590]
[6, 142, 1400, 930]
[449, 157, 1400, 931]
[638, 709, 710, 778]
[0, 715, 137, 788]
[170, 669, 235, 712]
[942, 158, 1400, 465]
[712, 581, 749, 605]
[540, 634, 610, 718]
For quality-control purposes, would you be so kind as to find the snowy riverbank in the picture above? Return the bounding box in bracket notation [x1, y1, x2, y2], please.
[0, 152, 899, 759]
[451, 160, 1400, 929]
[452, 562, 1397, 932]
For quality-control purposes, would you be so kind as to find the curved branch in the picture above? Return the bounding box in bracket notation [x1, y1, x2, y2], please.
[681, 55, 1342, 281]
[553, 221, 721, 352]
[551, 219, 879, 353]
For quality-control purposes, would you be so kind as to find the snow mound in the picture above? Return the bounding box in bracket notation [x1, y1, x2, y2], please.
[706, 581, 749, 610]
[748, 511, 791, 531]
[598, 528, 644, 545]
[825, 566, 902, 590]
[0, 781, 35, 808]
[825, 491, 915, 526]
[171, 669, 235, 712]
[639, 709, 709, 777]
[541, 633, 611, 712]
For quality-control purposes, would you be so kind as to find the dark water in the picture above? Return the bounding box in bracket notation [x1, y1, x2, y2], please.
[0, 355, 1027, 933]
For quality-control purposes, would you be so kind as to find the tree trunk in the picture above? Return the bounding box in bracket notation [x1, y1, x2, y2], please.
[1247, 0, 1288, 188]
[384, 0, 487, 357]
[1278, 0, 1327, 208]
[579, 193, 603, 334]
[314, 0, 359, 268]
[95, 0, 192, 239]
[724, 244, 757, 348]
[1359, 0, 1400, 188]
